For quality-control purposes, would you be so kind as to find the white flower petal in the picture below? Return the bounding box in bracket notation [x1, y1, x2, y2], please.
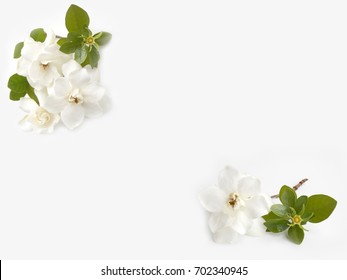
[28, 62, 59, 89]
[68, 68, 90, 88]
[19, 98, 38, 113]
[61, 104, 85, 130]
[84, 65, 100, 82]
[209, 213, 229, 233]
[213, 227, 239, 243]
[238, 176, 261, 198]
[21, 39, 43, 60]
[229, 210, 252, 235]
[44, 29, 57, 45]
[83, 102, 103, 118]
[62, 60, 81, 77]
[218, 166, 241, 193]
[246, 218, 267, 237]
[243, 195, 269, 219]
[44, 96, 67, 114]
[17, 58, 31, 76]
[199, 187, 226, 213]
[53, 77, 71, 97]
[99, 94, 112, 113]
[28, 61, 46, 82]
[82, 83, 105, 103]
[35, 89, 49, 103]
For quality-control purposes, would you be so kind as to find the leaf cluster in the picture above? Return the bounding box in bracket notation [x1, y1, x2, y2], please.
[263, 185, 337, 245]
[9, 29, 46, 103]
[58, 4, 112, 67]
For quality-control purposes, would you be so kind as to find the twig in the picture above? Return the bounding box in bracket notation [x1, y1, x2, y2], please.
[271, 178, 308, 199]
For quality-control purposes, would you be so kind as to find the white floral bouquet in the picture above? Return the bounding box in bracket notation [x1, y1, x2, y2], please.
[7, 4, 111, 133]
[200, 166, 337, 245]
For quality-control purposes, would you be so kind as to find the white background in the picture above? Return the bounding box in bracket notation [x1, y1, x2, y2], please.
[0, 0, 346, 259]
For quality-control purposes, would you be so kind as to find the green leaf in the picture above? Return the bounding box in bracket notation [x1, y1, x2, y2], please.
[291, 206, 298, 215]
[279, 185, 297, 207]
[306, 194, 337, 223]
[8, 74, 39, 104]
[81, 26, 92, 37]
[262, 211, 281, 222]
[298, 204, 305, 216]
[75, 45, 88, 64]
[57, 38, 69, 46]
[264, 219, 289, 233]
[10, 90, 26, 101]
[288, 225, 304, 244]
[94, 31, 112, 46]
[14, 42, 24, 58]
[68, 32, 84, 42]
[301, 212, 314, 222]
[271, 204, 291, 218]
[30, 28, 47, 43]
[60, 41, 82, 54]
[294, 195, 308, 213]
[8, 74, 29, 93]
[65, 4, 90, 34]
[27, 86, 40, 105]
[88, 46, 100, 67]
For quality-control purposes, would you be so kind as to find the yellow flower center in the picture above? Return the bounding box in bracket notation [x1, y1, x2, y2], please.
[293, 215, 302, 225]
[86, 36, 95, 45]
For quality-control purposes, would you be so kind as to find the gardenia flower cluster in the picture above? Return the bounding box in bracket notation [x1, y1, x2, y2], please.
[17, 31, 106, 133]
[199, 166, 272, 243]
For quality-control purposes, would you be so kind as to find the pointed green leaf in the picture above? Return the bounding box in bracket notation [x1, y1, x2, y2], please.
[271, 204, 291, 218]
[30, 28, 47, 43]
[60, 41, 82, 54]
[262, 211, 281, 222]
[88, 46, 100, 67]
[264, 219, 289, 233]
[279, 185, 297, 207]
[14, 42, 24, 58]
[288, 225, 304, 244]
[65, 4, 90, 34]
[94, 31, 112, 46]
[294, 195, 308, 213]
[75, 45, 88, 64]
[306, 194, 337, 223]
[27, 86, 40, 105]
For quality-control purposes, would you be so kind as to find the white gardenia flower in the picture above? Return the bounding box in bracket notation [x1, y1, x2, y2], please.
[19, 96, 60, 134]
[44, 60, 105, 130]
[199, 166, 272, 243]
[17, 30, 72, 90]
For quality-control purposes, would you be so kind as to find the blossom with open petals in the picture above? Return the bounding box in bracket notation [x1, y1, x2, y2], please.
[17, 30, 72, 90]
[199, 166, 272, 243]
[44, 60, 105, 129]
[19, 95, 60, 134]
